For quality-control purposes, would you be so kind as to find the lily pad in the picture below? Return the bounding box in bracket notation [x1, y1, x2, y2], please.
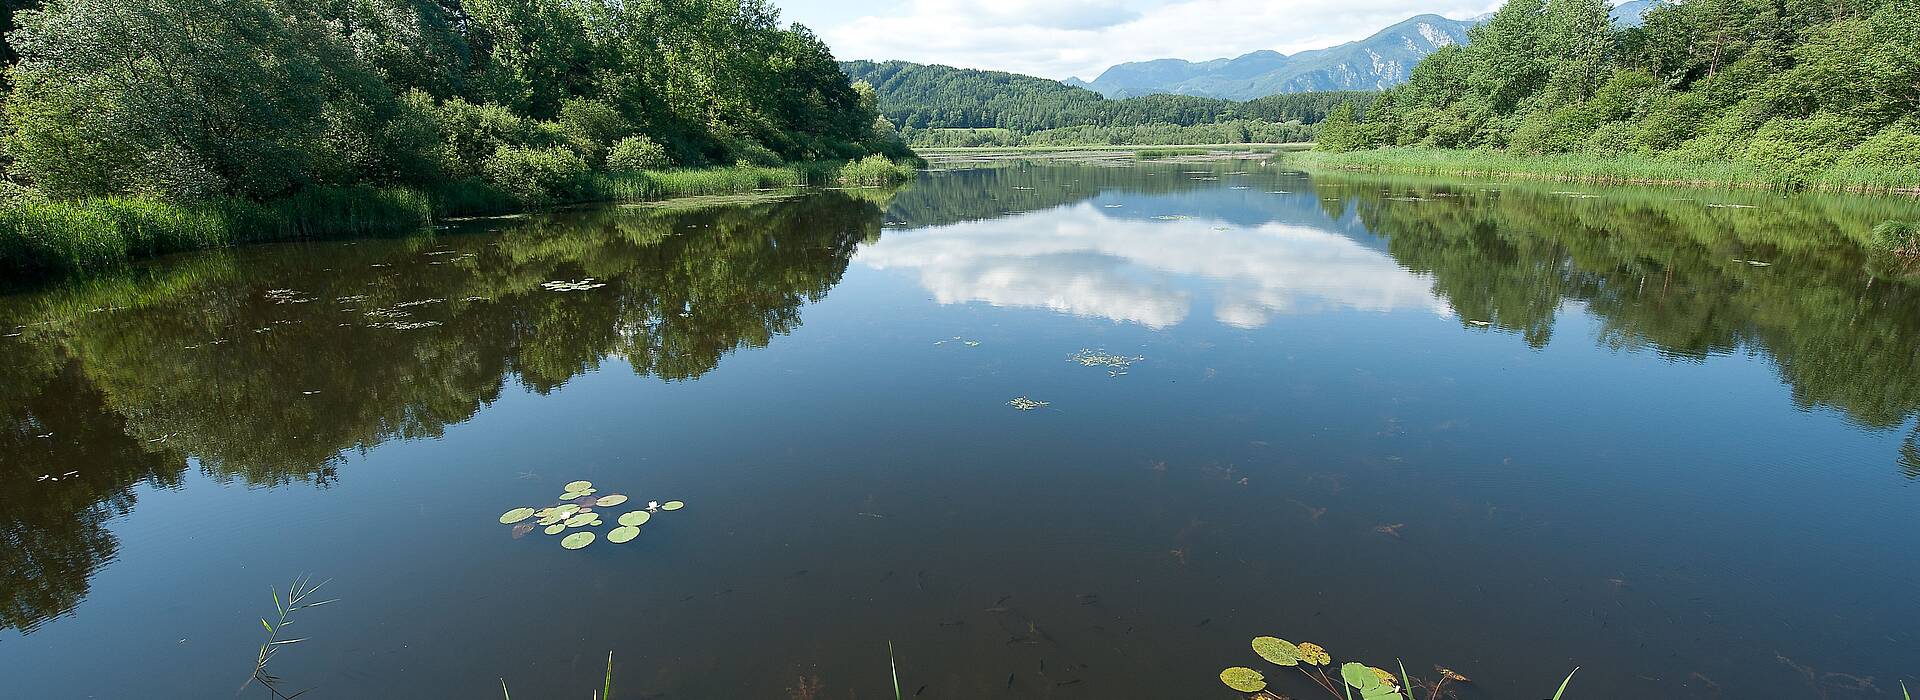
[564, 480, 593, 491]
[1342, 662, 1398, 697]
[544, 523, 566, 535]
[538, 513, 566, 526]
[499, 507, 536, 524]
[565, 513, 596, 527]
[560, 491, 586, 501]
[608, 526, 640, 543]
[561, 532, 594, 550]
[1298, 642, 1331, 666]
[619, 511, 651, 527]
[661, 500, 685, 511]
[1220, 667, 1266, 693]
[510, 523, 536, 538]
[554, 504, 580, 516]
[1252, 637, 1301, 666]
[596, 494, 628, 507]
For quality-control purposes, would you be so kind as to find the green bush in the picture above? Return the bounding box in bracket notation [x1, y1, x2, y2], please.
[1837, 124, 1920, 170]
[836, 155, 916, 186]
[1872, 220, 1920, 256]
[482, 145, 593, 207]
[606, 136, 674, 172]
[728, 138, 785, 167]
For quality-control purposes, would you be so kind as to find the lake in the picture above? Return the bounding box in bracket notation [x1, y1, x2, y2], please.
[3, 154, 1918, 699]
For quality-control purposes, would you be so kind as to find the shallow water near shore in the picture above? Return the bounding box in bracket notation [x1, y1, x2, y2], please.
[3, 156, 1918, 699]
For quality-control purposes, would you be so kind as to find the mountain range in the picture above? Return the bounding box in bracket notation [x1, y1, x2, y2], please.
[1063, 3, 1664, 101]
[1067, 14, 1477, 100]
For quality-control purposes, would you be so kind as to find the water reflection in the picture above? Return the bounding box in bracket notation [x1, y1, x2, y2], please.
[860, 203, 1448, 328]
[1, 159, 1919, 696]
[0, 191, 886, 633]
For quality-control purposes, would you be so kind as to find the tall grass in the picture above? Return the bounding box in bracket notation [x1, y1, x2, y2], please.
[1872, 220, 1920, 257]
[1290, 148, 1920, 193]
[835, 155, 918, 186]
[0, 186, 431, 277]
[3, 158, 920, 281]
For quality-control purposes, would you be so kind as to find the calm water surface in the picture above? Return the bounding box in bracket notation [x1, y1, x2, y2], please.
[4, 156, 1919, 699]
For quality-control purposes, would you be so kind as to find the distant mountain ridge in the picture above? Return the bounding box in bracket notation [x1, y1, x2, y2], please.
[1077, 14, 1477, 100]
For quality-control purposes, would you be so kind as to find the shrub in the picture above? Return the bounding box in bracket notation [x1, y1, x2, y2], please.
[482, 145, 592, 207]
[836, 155, 916, 186]
[1872, 220, 1920, 257]
[556, 98, 633, 166]
[728, 138, 784, 167]
[1836, 124, 1920, 170]
[606, 136, 674, 172]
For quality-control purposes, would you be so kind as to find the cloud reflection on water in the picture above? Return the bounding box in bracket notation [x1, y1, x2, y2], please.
[858, 202, 1450, 328]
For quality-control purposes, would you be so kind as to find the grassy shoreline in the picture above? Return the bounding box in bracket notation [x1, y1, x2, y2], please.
[919, 142, 1312, 155]
[0, 158, 917, 280]
[1288, 148, 1920, 195]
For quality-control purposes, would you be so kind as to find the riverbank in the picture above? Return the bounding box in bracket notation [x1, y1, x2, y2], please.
[1288, 149, 1920, 195]
[0, 157, 917, 280]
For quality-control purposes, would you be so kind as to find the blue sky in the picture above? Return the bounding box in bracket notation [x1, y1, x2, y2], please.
[774, 0, 1510, 80]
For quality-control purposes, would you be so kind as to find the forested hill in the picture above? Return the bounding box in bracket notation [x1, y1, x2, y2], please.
[1315, 0, 1920, 188]
[840, 59, 1369, 133]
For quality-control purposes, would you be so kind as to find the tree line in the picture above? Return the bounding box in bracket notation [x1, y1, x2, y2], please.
[1315, 0, 1920, 188]
[0, 0, 909, 207]
[840, 59, 1366, 140]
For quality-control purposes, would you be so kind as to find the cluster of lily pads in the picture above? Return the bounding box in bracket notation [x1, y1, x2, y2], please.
[1221, 636, 1404, 699]
[1215, 634, 1534, 700]
[497, 480, 684, 550]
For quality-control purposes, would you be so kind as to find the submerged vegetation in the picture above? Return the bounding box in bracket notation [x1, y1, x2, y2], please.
[0, 0, 918, 278]
[1312, 0, 1920, 191]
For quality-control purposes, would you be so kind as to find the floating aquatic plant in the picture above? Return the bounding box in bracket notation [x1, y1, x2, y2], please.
[1217, 632, 1575, 700]
[500, 480, 685, 550]
[1069, 349, 1144, 376]
[1008, 396, 1049, 411]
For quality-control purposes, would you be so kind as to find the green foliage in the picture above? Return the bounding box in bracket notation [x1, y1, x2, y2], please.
[606, 136, 675, 173]
[0, 187, 431, 276]
[1873, 221, 1920, 257]
[483, 146, 593, 208]
[837, 155, 917, 187]
[842, 59, 1366, 143]
[0, 0, 919, 274]
[1335, 0, 1919, 190]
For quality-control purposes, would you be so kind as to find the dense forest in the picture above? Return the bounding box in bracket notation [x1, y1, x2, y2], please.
[841, 59, 1365, 145]
[1315, 0, 1920, 188]
[0, 0, 915, 276]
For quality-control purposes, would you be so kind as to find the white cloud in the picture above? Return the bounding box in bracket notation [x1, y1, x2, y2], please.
[821, 0, 1502, 80]
[856, 203, 1450, 329]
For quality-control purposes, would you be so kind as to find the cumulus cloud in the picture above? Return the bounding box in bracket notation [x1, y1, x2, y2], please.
[856, 203, 1450, 329]
[822, 0, 1502, 79]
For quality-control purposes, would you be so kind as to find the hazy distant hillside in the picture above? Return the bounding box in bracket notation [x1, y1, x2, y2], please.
[840, 59, 1368, 133]
[1609, 0, 1664, 27]
[1079, 14, 1476, 100]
